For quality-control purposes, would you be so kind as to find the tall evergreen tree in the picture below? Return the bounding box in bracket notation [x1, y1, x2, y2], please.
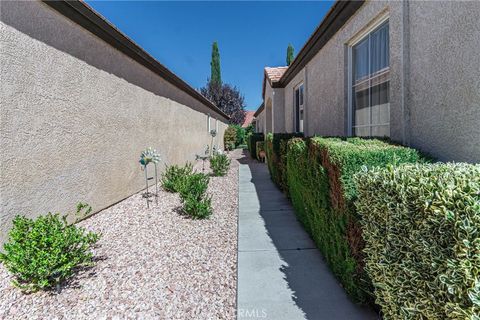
[286, 44, 295, 66]
[210, 41, 222, 85]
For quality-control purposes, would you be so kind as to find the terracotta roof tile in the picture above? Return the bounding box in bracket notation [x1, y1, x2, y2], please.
[242, 111, 255, 128]
[264, 66, 288, 83]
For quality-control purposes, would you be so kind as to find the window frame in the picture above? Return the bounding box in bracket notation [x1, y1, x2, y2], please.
[347, 13, 390, 137]
[294, 83, 305, 133]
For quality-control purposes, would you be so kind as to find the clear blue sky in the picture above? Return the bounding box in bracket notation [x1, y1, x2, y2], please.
[85, 1, 334, 110]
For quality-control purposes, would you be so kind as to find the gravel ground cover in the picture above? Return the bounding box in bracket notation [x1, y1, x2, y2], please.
[0, 150, 242, 320]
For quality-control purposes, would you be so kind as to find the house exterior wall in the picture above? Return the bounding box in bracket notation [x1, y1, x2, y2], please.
[277, 0, 479, 162]
[0, 1, 228, 243]
[405, 1, 480, 162]
[264, 80, 285, 134]
[256, 111, 265, 133]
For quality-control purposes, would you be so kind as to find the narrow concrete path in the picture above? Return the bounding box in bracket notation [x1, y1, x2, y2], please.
[237, 154, 377, 320]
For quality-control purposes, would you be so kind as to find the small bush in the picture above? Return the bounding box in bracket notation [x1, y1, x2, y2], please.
[286, 137, 421, 303]
[161, 163, 193, 192]
[247, 133, 264, 159]
[224, 126, 237, 151]
[355, 163, 480, 319]
[232, 124, 246, 146]
[0, 212, 100, 292]
[266, 133, 303, 193]
[178, 173, 212, 219]
[210, 153, 231, 176]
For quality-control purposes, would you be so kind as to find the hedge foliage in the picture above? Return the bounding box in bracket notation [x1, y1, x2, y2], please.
[266, 133, 303, 192]
[247, 133, 264, 160]
[355, 163, 480, 319]
[286, 137, 422, 303]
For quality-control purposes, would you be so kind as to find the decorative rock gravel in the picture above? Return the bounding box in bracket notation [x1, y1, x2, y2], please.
[0, 150, 242, 320]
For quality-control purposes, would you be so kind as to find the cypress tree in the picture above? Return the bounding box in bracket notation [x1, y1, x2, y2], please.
[210, 41, 221, 85]
[286, 44, 295, 66]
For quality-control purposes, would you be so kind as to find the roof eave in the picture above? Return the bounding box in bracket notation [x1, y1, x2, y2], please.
[43, 0, 230, 121]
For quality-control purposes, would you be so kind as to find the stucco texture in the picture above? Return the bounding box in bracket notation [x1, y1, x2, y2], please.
[406, 1, 480, 162]
[271, 0, 479, 162]
[0, 1, 228, 243]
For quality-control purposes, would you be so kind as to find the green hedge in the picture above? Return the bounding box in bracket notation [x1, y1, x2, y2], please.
[266, 133, 303, 192]
[286, 137, 422, 303]
[355, 163, 480, 319]
[247, 133, 264, 160]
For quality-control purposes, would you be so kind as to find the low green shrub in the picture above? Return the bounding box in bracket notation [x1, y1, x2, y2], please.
[224, 126, 237, 151]
[178, 173, 212, 219]
[247, 133, 264, 159]
[286, 137, 421, 303]
[210, 153, 231, 176]
[266, 133, 303, 193]
[355, 163, 480, 319]
[0, 211, 100, 292]
[161, 163, 194, 192]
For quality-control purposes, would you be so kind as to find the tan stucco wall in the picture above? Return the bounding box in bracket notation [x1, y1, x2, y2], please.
[256, 111, 265, 133]
[0, 1, 228, 243]
[264, 80, 285, 133]
[278, 0, 480, 162]
[405, 1, 480, 162]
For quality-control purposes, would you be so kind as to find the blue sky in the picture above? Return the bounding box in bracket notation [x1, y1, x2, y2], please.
[86, 1, 334, 110]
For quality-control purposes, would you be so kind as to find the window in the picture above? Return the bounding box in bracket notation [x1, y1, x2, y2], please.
[294, 83, 304, 132]
[351, 21, 390, 137]
[207, 114, 211, 132]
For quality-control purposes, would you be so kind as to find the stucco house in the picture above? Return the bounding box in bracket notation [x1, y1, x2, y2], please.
[0, 0, 229, 243]
[256, 0, 480, 163]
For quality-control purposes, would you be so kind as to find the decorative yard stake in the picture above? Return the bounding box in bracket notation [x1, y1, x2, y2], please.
[196, 145, 210, 172]
[139, 147, 160, 208]
[195, 129, 218, 172]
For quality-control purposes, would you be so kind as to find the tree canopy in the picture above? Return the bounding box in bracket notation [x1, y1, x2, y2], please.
[210, 42, 221, 85]
[286, 44, 295, 66]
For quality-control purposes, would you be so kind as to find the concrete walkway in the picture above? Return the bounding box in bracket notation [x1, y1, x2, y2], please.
[237, 154, 377, 320]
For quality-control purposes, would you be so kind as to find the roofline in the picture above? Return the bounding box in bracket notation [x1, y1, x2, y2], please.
[254, 103, 264, 117]
[43, 0, 230, 121]
[262, 66, 288, 98]
[275, 0, 364, 88]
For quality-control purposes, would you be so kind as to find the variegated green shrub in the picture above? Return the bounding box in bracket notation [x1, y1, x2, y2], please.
[355, 163, 480, 319]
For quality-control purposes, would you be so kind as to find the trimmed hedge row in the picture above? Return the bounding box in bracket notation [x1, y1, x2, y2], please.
[266, 133, 303, 192]
[247, 133, 264, 160]
[286, 137, 422, 303]
[355, 163, 480, 319]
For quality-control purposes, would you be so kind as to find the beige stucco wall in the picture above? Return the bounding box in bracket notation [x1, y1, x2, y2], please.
[0, 1, 228, 243]
[405, 1, 480, 162]
[278, 0, 479, 162]
[264, 80, 285, 133]
[256, 111, 265, 133]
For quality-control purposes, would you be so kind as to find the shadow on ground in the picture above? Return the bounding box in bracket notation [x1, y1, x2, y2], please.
[236, 149, 377, 320]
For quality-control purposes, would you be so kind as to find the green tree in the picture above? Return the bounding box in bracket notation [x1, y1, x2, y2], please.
[210, 41, 221, 85]
[286, 44, 295, 66]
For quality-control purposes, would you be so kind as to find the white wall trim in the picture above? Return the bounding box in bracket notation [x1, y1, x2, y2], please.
[347, 10, 389, 46]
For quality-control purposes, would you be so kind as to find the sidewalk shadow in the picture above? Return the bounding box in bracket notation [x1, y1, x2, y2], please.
[237, 149, 377, 320]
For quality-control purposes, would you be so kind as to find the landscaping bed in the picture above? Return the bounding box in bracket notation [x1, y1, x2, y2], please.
[0, 150, 241, 319]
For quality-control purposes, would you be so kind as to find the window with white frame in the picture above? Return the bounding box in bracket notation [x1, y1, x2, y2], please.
[294, 83, 304, 133]
[351, 20, 390, 137]
[207, 114, 211, 133]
